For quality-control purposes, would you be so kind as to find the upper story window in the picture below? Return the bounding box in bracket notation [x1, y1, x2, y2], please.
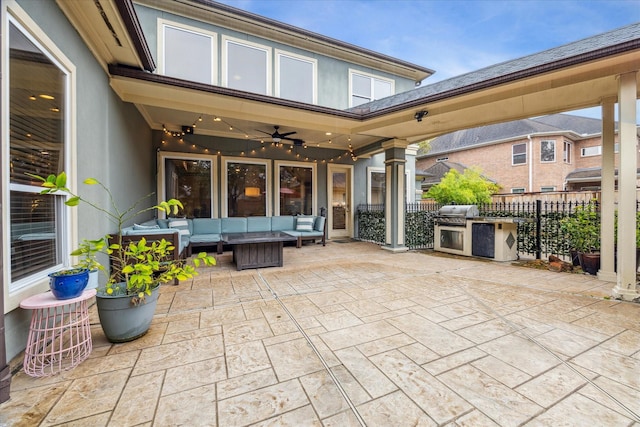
[275, 50, 316, 104]
[222, 36, 271, 95]
[159, 20, 216, 84]
[540, 140, 555, 162]
[581, 145, 602, 157]
[512, 143, 527, 165]
[563, 140, 571, 163]
[540, 186, 556, 192]
[7, 18, 72, 292]
[511, 188, 526, 194]
[349, 70, 393, 107]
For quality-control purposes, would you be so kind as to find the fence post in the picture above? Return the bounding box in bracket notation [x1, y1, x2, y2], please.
[536, 199, 542, 260]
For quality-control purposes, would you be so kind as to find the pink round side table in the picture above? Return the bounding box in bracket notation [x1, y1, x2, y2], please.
[20, 288, 96, 377]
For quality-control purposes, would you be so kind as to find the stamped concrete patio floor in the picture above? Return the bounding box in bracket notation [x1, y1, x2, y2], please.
[3, 241, 640, 426]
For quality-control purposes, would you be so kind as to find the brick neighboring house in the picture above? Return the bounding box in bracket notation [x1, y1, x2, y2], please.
[416, 113, 640, 194]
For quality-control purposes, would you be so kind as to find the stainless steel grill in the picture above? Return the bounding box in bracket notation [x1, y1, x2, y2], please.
[434, 205, 479, 226]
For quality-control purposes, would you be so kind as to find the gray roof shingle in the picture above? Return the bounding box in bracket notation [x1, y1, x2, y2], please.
[422, 114, 605, 156]
[350, 22, 640, 115]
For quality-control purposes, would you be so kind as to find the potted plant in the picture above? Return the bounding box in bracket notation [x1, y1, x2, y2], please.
[71, 237, 107, 290]
[560, 200, 600, 275]
[29, 171, 216, 342]
[48, 267, 89, 300]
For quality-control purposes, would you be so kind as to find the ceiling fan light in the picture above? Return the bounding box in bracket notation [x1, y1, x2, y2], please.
[273, 137, 281, 143]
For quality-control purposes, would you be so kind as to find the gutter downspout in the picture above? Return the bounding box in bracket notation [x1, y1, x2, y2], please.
[528, 135, 533, 192]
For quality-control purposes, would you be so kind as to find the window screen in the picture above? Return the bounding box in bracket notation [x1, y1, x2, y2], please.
[164, 25, 213, 84]
[279, 55, 314, 103]
[226, 41, 268, 94]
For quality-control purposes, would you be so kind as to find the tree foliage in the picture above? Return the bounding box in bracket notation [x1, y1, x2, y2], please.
[425, 168, 500, 204]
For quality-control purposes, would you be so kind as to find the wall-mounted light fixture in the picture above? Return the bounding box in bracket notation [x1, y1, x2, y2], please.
[414, 110, 428, 122]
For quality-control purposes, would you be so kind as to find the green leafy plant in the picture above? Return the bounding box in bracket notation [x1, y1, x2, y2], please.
[71, 237, 107, 273]
[28, 172, 216, 303]
[425, 168, 500, 204]
[560, 201, 600, 253]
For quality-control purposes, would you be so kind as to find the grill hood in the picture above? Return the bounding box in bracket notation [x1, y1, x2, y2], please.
[437, 205, 479, 218]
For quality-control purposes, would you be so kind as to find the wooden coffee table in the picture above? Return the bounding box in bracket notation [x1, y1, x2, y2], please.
[222, 231, 297, 270]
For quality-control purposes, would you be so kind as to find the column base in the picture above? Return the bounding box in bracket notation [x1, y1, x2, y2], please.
[382, 245, 409, 253]
[597, 270, 617, 283]
[611, 283, 640, 302]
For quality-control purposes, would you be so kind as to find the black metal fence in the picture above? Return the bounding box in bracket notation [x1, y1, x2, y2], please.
[355, 200, 633, 258]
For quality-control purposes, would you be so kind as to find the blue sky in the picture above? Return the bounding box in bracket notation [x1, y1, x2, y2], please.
[218, 0, 640, 118]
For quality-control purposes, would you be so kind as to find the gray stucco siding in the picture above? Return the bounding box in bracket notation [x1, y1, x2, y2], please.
[133, 4, 416, 110]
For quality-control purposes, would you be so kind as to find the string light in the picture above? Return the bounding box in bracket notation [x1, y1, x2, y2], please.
[161, 113, 357, 164]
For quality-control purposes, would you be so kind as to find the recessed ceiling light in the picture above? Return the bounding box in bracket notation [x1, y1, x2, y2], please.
[39, 94, 55, 100]
[325, 132, 332, 136]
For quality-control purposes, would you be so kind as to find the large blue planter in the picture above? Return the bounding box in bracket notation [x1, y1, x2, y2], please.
[96, 286, 160, 343]
[48, 268, 89, 299]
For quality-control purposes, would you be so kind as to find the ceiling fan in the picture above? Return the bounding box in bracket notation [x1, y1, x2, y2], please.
[257, 125, 305, 146]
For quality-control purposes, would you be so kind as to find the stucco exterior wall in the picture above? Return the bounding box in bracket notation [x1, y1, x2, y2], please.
[4, 0, 154, 362]
[133, 4, 416, 110]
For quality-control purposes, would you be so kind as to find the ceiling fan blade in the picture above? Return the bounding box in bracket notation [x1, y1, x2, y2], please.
[256, 129, 273, 136]
[279, 131, 297, 137]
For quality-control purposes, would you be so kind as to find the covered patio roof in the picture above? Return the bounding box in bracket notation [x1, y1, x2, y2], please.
[58, 0, 640, 156]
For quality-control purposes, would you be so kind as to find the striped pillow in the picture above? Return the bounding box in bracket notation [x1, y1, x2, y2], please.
[168, 219, 190, 237]
[296, 216, 314, 232]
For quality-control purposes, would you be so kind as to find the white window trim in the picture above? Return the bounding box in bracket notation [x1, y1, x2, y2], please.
[512, 143, 527, 166]
[221, 157, 271, 217]
[273, 160, 317, 216]
[3, 2, 77, 310]
[157, 19, 218, 85]
[274, 49, 317, 104]
[540, 139, 556, 163]
[563, 140, 572, 164]
[221, 35, 272, 95]
[348, 69, 395, 108]
[581, 145, 602, 157]
[366, 166, 411, 204]
[367, 167, 384, 205]
[157, 151, 217, 218]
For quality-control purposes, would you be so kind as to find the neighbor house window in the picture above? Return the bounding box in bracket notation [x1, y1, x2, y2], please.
[541, 186, 556, 192]
[512, 143, 527, 165]
[159, 21, 216, 84]
[8, 19, 71, 289]
[368, 167, 386, 205]
[275, 161, 316, 215]
[222, 158, 269, 217]
[436, 157, 449, 162]
[275, 51, 316, 104]
[563, 140, 571, 163]
[223, 37, 270, 95]
[540, 140, 555, 162]
[349, 70, 393, 107]
[581, 146, 602, 157]
[511, 188, 526, 194]
[158, 152, 216, 218]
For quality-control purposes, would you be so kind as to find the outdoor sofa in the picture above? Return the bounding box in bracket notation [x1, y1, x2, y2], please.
[118, 215, 327, 261]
